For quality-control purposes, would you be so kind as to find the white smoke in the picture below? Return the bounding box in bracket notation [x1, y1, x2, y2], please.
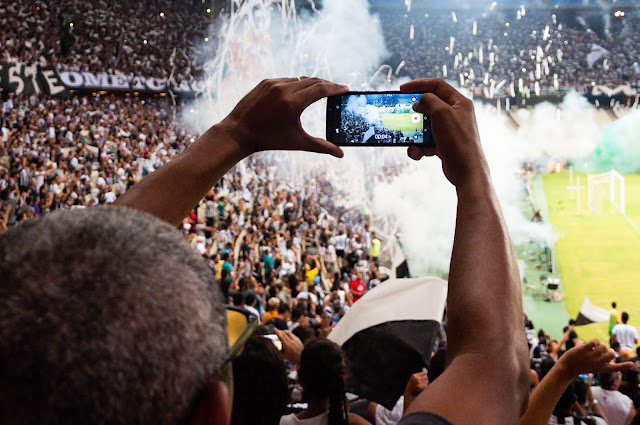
[514, 91, 601, 160]
[183, 0, 388, 134]
[372, 99, 559, 276]
[344, 95, 383, 125]
[371, 93, 609, 275]
[185, 0, 619, 277]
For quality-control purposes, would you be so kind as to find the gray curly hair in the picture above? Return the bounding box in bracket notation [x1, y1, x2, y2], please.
[0, 206, 228, 425]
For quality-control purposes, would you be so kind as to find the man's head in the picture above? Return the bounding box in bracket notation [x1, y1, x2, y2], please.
[612, 302, 617, 309]
[278, 303, 291, 322]
[599, 371, 622, 390]
[244, 293, 256, 307]
[0, 206, 229, 425]
[622, 312, 630, 324]
[267, 296, 280, 312]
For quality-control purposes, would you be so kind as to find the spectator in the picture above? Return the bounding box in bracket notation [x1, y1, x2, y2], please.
[349, 271, 366, 303]
[612, 312, 639, 359]
[264, 297, 281, 324]
[231, 336, 289, 425]
[564, 320, 581, 351]
[592, 371, 636, 425]
[519, 339, 631, 425]
[279, 339, 369, 425]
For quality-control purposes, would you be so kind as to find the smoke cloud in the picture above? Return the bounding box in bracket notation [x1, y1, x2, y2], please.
[186, 0, 638, 276]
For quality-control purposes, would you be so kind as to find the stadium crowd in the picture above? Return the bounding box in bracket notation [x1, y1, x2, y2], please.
[3, 83, 640, 425]
[0, 0, 211, 80]
[2, 0, 639, 94]
[380, 7, 640, 94]
[2, 2, 640, 425]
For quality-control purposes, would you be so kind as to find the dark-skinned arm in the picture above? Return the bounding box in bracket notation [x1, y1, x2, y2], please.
[401, 79, 530, 425]
[115, 78, 347, 226]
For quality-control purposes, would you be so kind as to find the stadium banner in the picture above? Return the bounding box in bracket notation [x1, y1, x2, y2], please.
[0, 63, 68, 97]
[1, 63, 201, 97]
[591, 85, 637, 97]
[58, 71, 202, 95]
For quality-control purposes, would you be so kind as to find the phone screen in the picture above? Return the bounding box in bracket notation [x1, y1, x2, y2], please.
[326, 91, 434, 147]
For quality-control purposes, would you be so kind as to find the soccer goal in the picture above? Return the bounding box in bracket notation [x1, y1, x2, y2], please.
[587, 170, 625, 215]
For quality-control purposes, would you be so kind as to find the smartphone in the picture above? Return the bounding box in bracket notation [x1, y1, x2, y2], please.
[326, 91, 434, 147]
[263, 334, 282, 351]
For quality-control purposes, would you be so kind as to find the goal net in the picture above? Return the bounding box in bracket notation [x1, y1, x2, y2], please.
[587, 170, 626, 215]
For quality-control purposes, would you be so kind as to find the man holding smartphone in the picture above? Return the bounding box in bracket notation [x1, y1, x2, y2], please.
[117, 76, 531, 423]
[1, 77, 529, 425]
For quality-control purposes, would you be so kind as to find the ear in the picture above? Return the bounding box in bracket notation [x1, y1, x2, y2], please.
[188, 380, 232, 425]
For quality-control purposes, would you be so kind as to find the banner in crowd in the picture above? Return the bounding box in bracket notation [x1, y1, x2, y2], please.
[1, 63, 202, 97]
[58, 71, 202, 95]
[0, 63, 68, 97]
[591, 84, 637, 97]
[1, 62, 637, 101]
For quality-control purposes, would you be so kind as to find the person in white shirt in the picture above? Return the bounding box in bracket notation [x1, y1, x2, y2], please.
[611, 312, 639, 358]
[334, 230, 347, 269]
[591, 371, 635, 425]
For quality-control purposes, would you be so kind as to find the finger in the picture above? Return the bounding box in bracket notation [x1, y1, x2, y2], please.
[271, 77, 301, 85]
[274, 328, 285, 340]
[400, 78, 462, 106]
[585, 339, 599, 349]
[593, 342, 610, 356]
[604, 361, 635, 373]
[414, 93, 450, 118]
[291, 77, 326, 91]
[595, 348, 617, 365]
[295, 81, 349, 111]
[305, 135, 344, 158]
[407, 145, 437, 161]
[407, 146, 423, 161]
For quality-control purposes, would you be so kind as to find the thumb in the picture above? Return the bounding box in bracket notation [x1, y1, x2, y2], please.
[605, 361, 635, 373]
[306, 135, 344, 158]
[414, 93, 449, 117]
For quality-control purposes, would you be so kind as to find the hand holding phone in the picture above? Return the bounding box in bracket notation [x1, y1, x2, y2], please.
[326, 91, 434, 147]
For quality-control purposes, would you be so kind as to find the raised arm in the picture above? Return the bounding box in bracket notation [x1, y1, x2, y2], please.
[549, 326, 575, 360]
[115, 78, 347, 226]
[401, 79, 530, 424]
[519, 339, 632, 425]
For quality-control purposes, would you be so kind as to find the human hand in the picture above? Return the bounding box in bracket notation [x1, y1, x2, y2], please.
[557, 339, 634, 379]
[404, 370, 429, 398]
[274, 328, 303, 364]
[218, 77, 348, 158]
[403, 370, 429, 411]
[400, 79, 488, 188]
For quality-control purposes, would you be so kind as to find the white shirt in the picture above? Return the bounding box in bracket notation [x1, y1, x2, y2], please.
[612, 323, 639, 351]
[244, 305, 261, 322]
[375, 396, 404, 425]
[296, 291, 319, 306]
[591, 386, 633, 425]
[335, 234, 347, 250]
[280, 411, 329, 425]
[104, 192, 116, 204]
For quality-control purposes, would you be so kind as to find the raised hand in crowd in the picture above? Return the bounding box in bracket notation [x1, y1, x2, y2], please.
[403, 371, 429, 415]
[519, 339, 634, 425]
[274, 328, 303, 364]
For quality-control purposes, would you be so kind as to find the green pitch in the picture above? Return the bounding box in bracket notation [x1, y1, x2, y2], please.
[381, 113, 422, 132]
[543, 172, 640, 343]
